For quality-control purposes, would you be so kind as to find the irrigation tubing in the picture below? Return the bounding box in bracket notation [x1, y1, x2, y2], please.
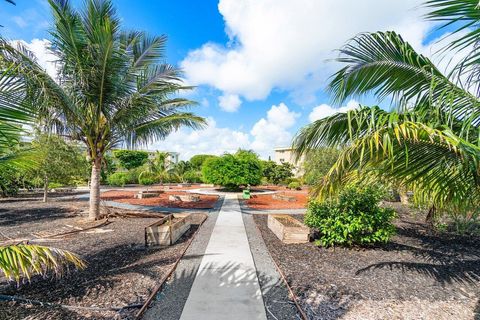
[134, 212, 209, 319]
[0, 294, 142, 312]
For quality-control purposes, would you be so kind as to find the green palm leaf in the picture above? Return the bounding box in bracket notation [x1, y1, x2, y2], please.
[0, 244, 85, 282]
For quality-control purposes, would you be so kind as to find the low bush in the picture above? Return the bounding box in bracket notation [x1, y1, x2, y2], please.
[304, 186, 396, 247]
[138, 172, 158, 185]
[288, 181, 301, 190]
[183, 170, 203, 183]
[107, 172, 130, 186]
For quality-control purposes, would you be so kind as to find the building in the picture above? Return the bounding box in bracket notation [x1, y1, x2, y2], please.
[273, 147, 305, 177]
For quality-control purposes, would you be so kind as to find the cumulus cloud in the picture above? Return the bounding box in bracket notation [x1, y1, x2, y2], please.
[181, 0, 431, 109]
[218, 93, 241, 112]
[250, 103, 300, 156]
[309, 99, 359, 122]
[13, 38, 59, 80]
[153, 102, 299, 160]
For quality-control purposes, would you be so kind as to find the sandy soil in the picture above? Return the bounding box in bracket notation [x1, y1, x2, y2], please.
[244, 190, 308, 209]
[100, 190, 219, 209]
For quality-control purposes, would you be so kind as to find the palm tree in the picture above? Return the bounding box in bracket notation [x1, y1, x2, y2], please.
[0, 43, 84, 281]
[5, 0, 205, 220]
[293, 0, 480, 220]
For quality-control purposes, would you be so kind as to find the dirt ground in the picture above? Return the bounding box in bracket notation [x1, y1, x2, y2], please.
[0, 196, 204, 320]
[100, 190, 219, 209]
[253, 204, 480, 320]
[244, 190, 308, 209]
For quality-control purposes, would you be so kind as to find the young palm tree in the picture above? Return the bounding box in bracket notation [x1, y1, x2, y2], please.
[8, 0, 205, 220]
[293, 0, 480, 218]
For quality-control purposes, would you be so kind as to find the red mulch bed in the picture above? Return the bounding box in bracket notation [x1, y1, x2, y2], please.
[101, 190, 219, 209]
[244, 190, 308, 209]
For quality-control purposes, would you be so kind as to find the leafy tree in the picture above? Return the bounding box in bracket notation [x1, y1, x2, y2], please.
[261, 160, 294, 185]
[29, 133, 89, 202]
[190, 154, 217, 170]
[303, 148, 341, 185]
[140, 151, 177, 184]
[293, 1, 480, 222]
[2, 0, 206, 219]
[202, 150, 262, 189]
[113, 150, 149, 170]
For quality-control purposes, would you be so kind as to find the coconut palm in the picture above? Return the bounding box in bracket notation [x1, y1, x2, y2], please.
[293, 0, 480, 219]
[5, 0, 205, 220]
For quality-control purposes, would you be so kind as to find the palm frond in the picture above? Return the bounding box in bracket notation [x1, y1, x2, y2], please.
[0, 244, 85, 282]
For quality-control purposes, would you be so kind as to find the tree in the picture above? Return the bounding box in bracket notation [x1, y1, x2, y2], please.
[2, 0, 206, 220]
[261, 160, 295, 185]
[202, 150, 262, 189]
[30, 133, 89, 202]
[113, 150, 149, 170]
[293, 1, 480, 222]
[303, 148, 340, 185]
[190, 154, 217, 170]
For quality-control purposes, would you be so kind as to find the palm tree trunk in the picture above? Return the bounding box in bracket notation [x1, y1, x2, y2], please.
[426, 205, 436, 226]
[399, 188, 409, 205]
[89, 158, 102, 220]
[43, 174, 48, 203]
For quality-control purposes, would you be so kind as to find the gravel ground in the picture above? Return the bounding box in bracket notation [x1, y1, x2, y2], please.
[143, 197, 222, 320]
[253, 207, 480, 320]
[0, 197, 204, 320]
[242, 212, 301, 320]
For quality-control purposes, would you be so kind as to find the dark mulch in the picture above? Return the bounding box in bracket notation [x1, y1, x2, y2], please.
[0, 198, 202, 320]
[253, 204, 480, 319]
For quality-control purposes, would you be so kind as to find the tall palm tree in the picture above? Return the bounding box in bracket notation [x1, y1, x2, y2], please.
[293, 0, 480, 219]
[7, 0, 205, 220]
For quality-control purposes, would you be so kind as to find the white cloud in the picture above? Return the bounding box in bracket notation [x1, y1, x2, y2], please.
[181, 0, 431, 109]
[250, 103, 300, 155]
[13, 39, 59, 80]
[152, 102, 299, 160]
[309, 99, 359, 122]
[12, 16, 28, 28]
[150, 117, 251, 160]
[218, 93, 241, 112]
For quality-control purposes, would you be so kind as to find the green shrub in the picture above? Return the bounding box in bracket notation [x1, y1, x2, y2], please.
[113, 150, 149, 170]
[138, 172, 158, 185]
[107, 172, 130, 186]
[183, 170, 203, 183]
[305, 186, 396, 247]
[288, 181, 301, 190]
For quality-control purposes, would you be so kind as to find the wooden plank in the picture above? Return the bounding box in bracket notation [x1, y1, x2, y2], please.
[145, 213, 192, 246]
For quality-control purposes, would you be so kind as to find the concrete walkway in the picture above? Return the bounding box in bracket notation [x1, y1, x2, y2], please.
[179, 194, 267, 320]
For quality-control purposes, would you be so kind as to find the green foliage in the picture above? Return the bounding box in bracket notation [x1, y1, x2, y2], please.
[261, 160, 294, 185]
[303, 148, 341, 185]
[101, 154, 117, 183]
[113, 150, 149, 170]
[138, 172, 158, 185]
[183, 170, 203, 183]
[288, 181, 301, 190]
[190, 154, 217, 169]
[305, 186, 396, 247]
[29, 134, 89, 187]
[202, 150, 262, 189]
[0, 165, 22, 196]
[106, 168, 143, 186]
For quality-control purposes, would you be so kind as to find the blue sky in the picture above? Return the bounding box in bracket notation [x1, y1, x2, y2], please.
[0, 0, 451, 160]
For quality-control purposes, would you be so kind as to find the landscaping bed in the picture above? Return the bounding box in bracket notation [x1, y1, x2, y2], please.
[101, 190, 219, 209]
[253, 206, 480, 319]
[0, 198, 203, 320]
[244, 190, 308, 209]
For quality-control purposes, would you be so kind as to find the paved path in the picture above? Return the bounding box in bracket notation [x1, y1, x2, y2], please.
[179, 194, 267, 320]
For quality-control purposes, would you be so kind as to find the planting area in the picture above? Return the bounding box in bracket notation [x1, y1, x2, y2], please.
[101, 190, 219, 209]
[253, 206, 480, 320]
[0, 196, 204, 320]
[244, 190, 308, 209]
